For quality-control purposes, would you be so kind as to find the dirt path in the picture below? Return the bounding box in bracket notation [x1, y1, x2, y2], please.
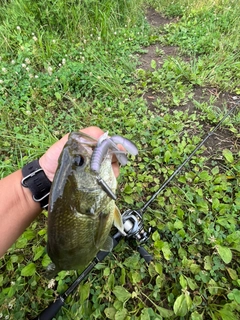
[138, 8, 239, 155]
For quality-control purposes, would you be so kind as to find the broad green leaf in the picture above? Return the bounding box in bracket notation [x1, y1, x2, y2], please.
[162, 242, 172, 260]
[152, 230, 160, 241]
[211, 166, 219, 175]
[190, 311, 203, 320]
[179, 274, 187, 289]
[164, 150, 171, 163]
[173, 293, 188, 317]
[120, 267, 126, 285]
[227, 289, 240, 304]
[216, 245, 232, 264]
[222, 149, 234, 163]
[212, 198, 220, 210]
[41, 253, 52, 267]
[79, 282, 90, 304]
[7, 286, 15, 298]
[123, 195, 134, 204]
[199, 171, 211, 181]
[226, 267, 238, 280]
[156, 305, 174, 318]
[104, 307, 116, 319]
[115, 308, 128, 320]
[174, 220, 183, 229]
[123, 254, 140, 269]
[186, 277, 198, 290]
[155, 262, 163, 275]
[151, 59, 157, 69]
[55, 92, 61, 100]
[21, 262, 36, 276]
[204, 256, 212, 270]
[208, 279, 219, 295]
[190, 263, 201, 274]
[123, 184, 133, 194]
[193, 295, 202, 306]
[33, 245, 45, 261]
[113, 286, 131, 303]
[140, 308, 151, 320]
[218, 306, 237, 320]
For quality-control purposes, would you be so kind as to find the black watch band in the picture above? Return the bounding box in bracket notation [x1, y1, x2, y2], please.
[21, 160, 52, 209]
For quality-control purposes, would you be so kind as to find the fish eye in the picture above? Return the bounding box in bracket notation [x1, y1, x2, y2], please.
[73, 155, 84, 166]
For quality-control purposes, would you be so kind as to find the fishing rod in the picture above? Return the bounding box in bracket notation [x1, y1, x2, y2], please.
[33, 101, 239, 320]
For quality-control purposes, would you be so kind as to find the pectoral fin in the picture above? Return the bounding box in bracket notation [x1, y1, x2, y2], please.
[45, 262, 59, 280]
[113, 206, 126, 236]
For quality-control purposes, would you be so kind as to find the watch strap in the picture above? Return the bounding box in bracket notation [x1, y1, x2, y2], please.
[21, 160, 52, 209]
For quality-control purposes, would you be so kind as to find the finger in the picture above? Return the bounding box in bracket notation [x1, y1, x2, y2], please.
[80, 126, 104, 140]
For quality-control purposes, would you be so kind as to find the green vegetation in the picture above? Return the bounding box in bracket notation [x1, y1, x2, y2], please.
[0, 0, 239, 319]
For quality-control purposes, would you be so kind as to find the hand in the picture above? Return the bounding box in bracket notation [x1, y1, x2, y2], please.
[39, 126, 121, 181]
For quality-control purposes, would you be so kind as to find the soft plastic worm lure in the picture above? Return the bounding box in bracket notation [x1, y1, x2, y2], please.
[91, 135, 138, 174]
[91, 135, 138, 200]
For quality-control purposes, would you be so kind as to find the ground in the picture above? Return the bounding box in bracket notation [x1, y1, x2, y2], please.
[138, 7, 239, 156]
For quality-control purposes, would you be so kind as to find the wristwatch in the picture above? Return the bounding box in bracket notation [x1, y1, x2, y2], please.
[21, 160, 52, 209]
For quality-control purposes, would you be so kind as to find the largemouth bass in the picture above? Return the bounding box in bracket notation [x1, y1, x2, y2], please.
[46, 132, 126, 278]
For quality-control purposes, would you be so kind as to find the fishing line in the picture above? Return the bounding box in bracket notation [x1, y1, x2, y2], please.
[140, 101, 239, 213]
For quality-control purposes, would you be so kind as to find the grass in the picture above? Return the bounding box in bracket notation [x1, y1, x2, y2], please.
[0, 0, 240, 319]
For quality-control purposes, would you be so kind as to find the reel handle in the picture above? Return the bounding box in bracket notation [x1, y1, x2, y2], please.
[137, 246, 153, 263]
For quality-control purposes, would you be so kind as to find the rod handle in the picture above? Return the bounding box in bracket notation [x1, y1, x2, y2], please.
[33, 296, 65, 320]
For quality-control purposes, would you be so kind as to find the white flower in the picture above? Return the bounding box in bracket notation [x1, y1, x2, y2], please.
[16, 26, 21, 30]
[25, 110, 31, 116]
[22, 63, 26, 68]
[8, 303, 13, 310]
[48, 279, 56, 289]
[11, 60, 15, 64]
[208, 235, 216, 243]
[34, 75, 38, 78]
[2, 67, 7, 73]
[33, 36, 38, 42]
[62, 58, 66, 65]
[47, 66, 53, 75]
[25, 58, 30, 64]
[97, 36, 101, 41]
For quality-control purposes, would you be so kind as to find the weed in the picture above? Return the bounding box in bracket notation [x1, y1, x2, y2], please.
[0, 0, 240, 319]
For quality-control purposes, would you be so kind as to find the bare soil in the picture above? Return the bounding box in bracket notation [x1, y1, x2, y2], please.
[139, 8, 240, 155]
